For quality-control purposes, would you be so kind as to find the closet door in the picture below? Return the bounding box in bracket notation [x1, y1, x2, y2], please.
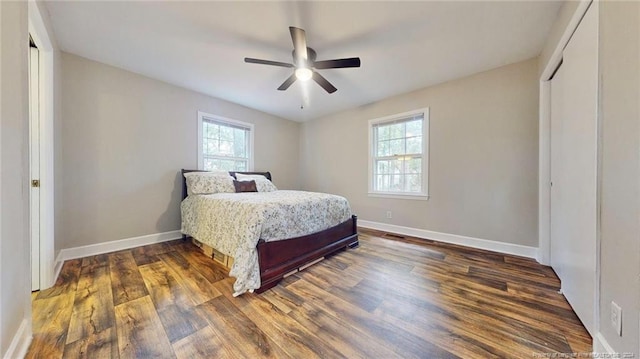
[549, 2, 598, 336]
[550, 64, 565, 279]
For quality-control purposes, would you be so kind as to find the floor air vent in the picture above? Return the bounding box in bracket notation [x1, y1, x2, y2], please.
[383, 233, 405, 239]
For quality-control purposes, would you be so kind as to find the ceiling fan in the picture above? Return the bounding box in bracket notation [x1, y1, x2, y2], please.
[244, 27, 361, 94]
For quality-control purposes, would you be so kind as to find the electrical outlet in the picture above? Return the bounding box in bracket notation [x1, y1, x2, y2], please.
[386, 211, 392, 219]
[611, 301, 622, 336]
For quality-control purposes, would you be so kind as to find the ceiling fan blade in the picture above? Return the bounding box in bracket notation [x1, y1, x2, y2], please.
[277, 73, 297, 91]
[244, 57, 294, 68]
[312, 71, 337, 94]
[314, 57, 361, 69]
[289, 26, 308, 62]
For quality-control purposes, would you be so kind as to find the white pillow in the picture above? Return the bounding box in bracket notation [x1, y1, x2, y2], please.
[185, 172, 235, 195]
[184, 170, 229, 177]
[235, 173, 266, 181]
[235, 173, 277, 192]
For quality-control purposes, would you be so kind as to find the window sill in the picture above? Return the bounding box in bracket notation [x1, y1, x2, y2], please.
[368, 192, 430, 201]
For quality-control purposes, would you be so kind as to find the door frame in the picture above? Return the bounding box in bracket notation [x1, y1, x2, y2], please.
[538, 0, 600, 336]
[28, 2, 55, 289]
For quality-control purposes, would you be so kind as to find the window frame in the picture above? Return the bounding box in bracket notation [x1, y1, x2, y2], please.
[197, 111, 254, 171]
[368, 107, 430, 200]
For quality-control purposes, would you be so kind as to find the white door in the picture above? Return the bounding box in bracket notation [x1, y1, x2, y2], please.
[549, 3, 598, 336]
[29, 42, 41, 291]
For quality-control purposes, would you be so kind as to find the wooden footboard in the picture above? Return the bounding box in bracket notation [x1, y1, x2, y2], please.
[255, 215, 359, 293]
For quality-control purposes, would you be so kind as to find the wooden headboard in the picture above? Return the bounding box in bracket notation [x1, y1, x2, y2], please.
[181, 169, 273, 200]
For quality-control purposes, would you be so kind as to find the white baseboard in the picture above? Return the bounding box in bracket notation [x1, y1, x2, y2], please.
[358, 220, 539, 259]
[3, 319, 31, 359]
[593, 332, 615, 354]
[55, 230, 183, 266]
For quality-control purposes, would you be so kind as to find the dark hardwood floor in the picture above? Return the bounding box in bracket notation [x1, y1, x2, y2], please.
[27, 229, 591, 358]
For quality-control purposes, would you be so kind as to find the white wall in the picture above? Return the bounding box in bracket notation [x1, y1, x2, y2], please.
[58, 53, 301, 251]
[0, 0, 31, 356]
[300, 58, 539, 248]
[597, 0, 640, 354]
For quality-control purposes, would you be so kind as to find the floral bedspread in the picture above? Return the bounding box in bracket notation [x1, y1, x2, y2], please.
[181, 190, 352, 296]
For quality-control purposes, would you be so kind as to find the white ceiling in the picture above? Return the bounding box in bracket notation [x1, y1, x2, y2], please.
[44, 1, 561, 122]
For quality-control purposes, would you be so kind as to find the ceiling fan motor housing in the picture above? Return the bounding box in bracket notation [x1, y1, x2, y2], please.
[293, 47, 317, 68]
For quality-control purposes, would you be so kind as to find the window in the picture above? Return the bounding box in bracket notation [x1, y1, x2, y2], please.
[368, 108, 429, 199]
[197, 111, 254, 171]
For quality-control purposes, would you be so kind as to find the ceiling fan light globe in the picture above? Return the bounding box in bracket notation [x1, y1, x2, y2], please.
[295, 68, 313, 81]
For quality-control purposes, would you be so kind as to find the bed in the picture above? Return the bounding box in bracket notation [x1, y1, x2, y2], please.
[180, 169, 359, 296]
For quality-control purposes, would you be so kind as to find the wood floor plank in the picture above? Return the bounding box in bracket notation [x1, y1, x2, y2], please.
[176, 242, 229, 283]
[81, 254, 109, 268]
[157, 304, 208, 343]
[131, 241, 176, 266]
[435, 284, 579, 353]
[449, 297, 571, 354]
[563, 328, 593, 355]
[260, 284, 306, 314]
[342, 248, 415, 275]
[138, 260, 209, 344]
[286, 298, 402, 358]
[304, 260, 362, 288]
[238, 294, 346, 358]
[172, 325, 237, 359]
[109, 251, 149, 306]
[158, 251, 222, 305]
[371, 267, 562, 357]
[504, 255, 559, 277]
[66, 264, 116, 345]
[114, 296, 175, 359]
[440, 280, 584, 327]
[356, 236, 446, 263]
[373, 299, 504, 359]
[375, 297, 519, 358]
[138, 260, 194, 311]
[36, 259, 82, 300]
[507, 281, 573, 308]
[27, 292, 76, 359]
[341, 259, 441, 295]
[197, 295, 290, 358]
[288, 278, 460, 359]
[63, 327, 118, 359]
[409, 256, 470, 276]
[28, 229, 592, 358]
[131, 248, 159, 267]
[467, 265, 561, 290]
